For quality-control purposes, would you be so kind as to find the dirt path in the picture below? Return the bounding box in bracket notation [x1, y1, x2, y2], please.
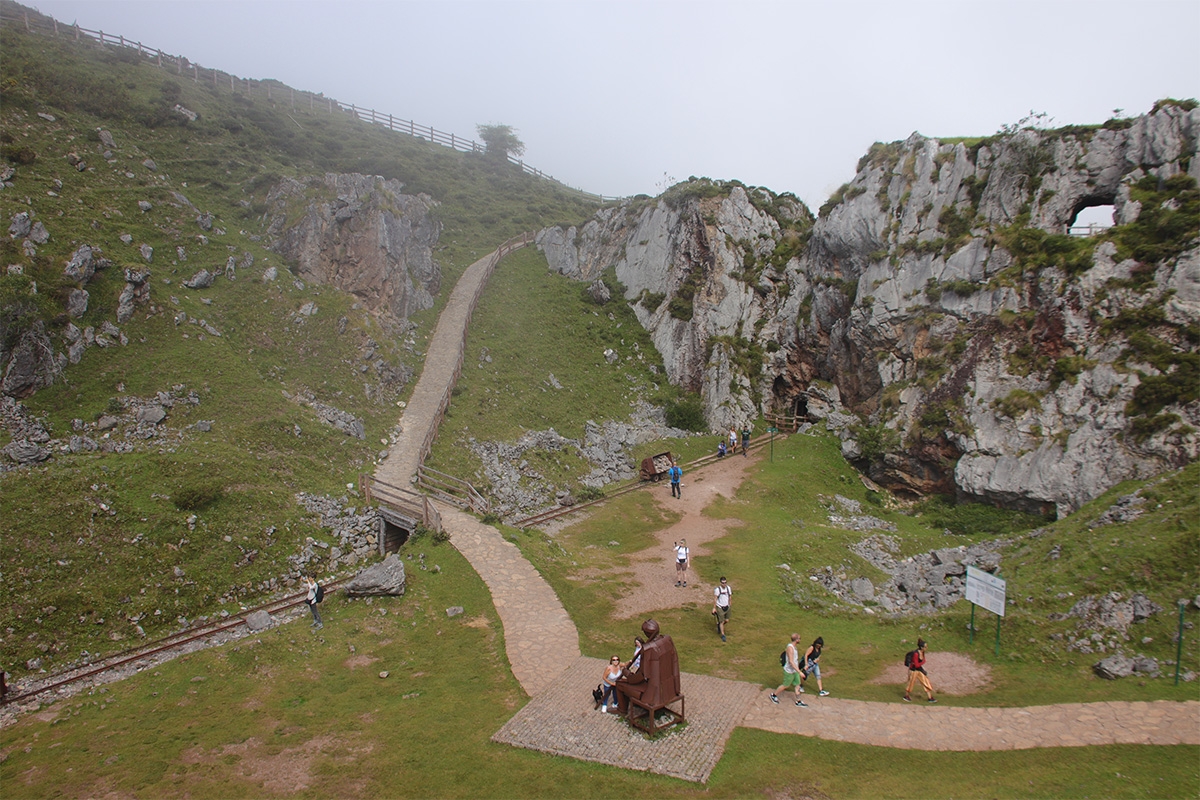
[613, 452, 758, 619]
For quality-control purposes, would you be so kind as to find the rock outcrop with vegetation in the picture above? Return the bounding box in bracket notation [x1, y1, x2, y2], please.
[538, 103, 1200, 515]
[265, 173, 442, 319]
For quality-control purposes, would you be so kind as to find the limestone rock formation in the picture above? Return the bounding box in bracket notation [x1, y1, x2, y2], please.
[538, 103, 1199, 515]
[265, 173, 442, 320]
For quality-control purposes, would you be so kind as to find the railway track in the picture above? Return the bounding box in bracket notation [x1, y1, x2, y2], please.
[514, 438, 773, 529]
[3, 437, 783, 716]
[1, 578, 346, 717]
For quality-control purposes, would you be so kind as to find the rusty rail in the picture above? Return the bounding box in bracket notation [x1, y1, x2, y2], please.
[1, 579, 346, 710]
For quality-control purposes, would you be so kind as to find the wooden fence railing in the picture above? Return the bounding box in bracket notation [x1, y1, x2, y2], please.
[361, 474, 442, 525]
[0, 9, 622, 204]
[764, 411, 806, 433]
[1067, 223, 1112, 237]
[415, 466, 489, 515]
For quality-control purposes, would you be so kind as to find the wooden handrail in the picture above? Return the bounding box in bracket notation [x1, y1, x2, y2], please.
[0, 12, 623, 204]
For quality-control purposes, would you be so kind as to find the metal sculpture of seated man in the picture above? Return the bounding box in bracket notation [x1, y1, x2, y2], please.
[615, 619, 683, 729]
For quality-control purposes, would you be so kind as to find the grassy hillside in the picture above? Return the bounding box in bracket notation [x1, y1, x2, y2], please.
[0, 7, 599, 674]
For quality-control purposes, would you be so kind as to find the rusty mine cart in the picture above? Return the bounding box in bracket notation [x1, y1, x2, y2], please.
[639, 451, 674, 482]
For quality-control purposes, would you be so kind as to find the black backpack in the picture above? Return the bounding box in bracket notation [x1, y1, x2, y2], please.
[780, 649, 787, 667]
[904, 650, 915, 668]
[314, 583, 325, 604]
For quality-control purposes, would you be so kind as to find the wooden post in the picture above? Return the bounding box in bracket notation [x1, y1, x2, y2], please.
[327, 97, 332, 113]
[52, 18, 57, 35]
[24, 11, 29, 32]
[75, 23, 79, 41]
[388, 113, 393, 131]
[156, 49, 162, 67]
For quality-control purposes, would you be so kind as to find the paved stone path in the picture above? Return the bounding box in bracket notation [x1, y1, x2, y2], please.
[374, 248, 504, 491]
[374, 242, 1200, 782]
[741, 694, 1200, 750]
[443, 507, 578, 697]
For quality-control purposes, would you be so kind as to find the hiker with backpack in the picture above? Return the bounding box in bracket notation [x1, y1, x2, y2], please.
[712, 577, 732, 642]
[304, 575, 324, 630]
[904, 638, 936, 703]
[800, 636, 829, 696]
[668, 460, 683, 499]
[770, 633, 808, 707]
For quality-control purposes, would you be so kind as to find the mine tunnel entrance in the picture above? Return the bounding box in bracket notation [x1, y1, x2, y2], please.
[377, 507, 415, 555]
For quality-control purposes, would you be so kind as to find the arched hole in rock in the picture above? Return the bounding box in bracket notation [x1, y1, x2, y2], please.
[1068, 198, 1116, 236]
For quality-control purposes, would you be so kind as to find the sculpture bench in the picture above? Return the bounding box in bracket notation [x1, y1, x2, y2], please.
[626, 692, 685, 735]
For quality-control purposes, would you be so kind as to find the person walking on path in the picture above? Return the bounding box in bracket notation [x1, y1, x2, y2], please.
[668, 460, 683, 499]
[904, 638, 936, 702]
[729, 427, 738, 452]
[673, 539, 690, 587]
[741, 425, 751, 456]
[303, 575, 323, 629]
[771, 633, 808, 707]
[600, 655, 623, 712]
[800, 636, 829, 696]
[712, 577, 732, 641]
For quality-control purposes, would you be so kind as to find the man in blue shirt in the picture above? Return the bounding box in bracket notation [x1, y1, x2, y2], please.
[668, 460, 682, 499]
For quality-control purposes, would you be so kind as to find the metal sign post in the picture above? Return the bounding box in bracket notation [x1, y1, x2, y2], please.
[767, 426, 778, 461]
[965, 566, 1006, 655]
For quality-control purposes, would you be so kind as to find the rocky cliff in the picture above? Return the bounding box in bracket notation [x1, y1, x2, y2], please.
[265, 173, 442, 319]
[538, 102, 1200, 516]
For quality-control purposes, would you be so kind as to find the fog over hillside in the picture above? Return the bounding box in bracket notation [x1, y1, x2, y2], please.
[27, 0, 1200, 206]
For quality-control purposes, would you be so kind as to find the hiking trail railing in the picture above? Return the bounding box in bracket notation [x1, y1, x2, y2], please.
[0, 8, 622, 203]
[409, 232, 533, 501]
[415, 466, 489, 515]
[360, 474, 443, 530]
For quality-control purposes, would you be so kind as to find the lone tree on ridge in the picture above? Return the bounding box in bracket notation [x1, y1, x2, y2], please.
[476, 123, 525, 162]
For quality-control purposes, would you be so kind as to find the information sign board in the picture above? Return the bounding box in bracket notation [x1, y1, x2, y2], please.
[965, 565, 1007, 617]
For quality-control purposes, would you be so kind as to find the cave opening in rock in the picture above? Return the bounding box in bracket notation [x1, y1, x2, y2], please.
[1067, 198, 1116, 236]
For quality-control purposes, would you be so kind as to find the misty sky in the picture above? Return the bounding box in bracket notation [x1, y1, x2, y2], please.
[24, 0, 1200, 211]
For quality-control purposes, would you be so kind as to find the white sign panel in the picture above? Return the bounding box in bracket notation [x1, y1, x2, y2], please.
[965, 565, 1007, 617]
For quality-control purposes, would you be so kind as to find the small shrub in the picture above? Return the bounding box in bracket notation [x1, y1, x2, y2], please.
[852, 423, 901, 462]
[1049, 356, 1095, 389]
[576, 485, 604, 502]
[993, 389, 1042, 418]
[172, 483, 225, 511]
[0, 144, 37, 164]
[664, 395, 706, 431]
